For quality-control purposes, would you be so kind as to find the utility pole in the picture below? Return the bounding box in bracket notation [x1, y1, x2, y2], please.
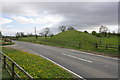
[35, 27, 37, 39]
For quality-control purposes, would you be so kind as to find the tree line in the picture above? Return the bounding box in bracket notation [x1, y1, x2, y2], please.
[2, 25, 118, 39]
[15, 26, 77, 39]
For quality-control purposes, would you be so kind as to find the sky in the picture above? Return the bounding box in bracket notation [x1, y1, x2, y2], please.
[0, 0, 119, 36]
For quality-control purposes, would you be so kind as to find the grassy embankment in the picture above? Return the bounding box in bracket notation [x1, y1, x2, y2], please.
[18, 30, 118, 55]
[2, 47, 74, 79]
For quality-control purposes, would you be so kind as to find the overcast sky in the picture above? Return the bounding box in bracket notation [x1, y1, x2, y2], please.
[0, 1, 118, 36]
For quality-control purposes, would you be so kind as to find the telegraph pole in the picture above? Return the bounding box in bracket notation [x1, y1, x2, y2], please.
[35, 27, 37, 39]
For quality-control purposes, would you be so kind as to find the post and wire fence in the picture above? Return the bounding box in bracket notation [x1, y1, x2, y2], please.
[95, 43, 120, 51]
[24, 38, 119, 51]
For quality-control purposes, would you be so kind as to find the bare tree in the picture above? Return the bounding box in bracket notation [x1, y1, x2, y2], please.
[44, 28, 49, 37]
[39, 33, 45, 37]
[99, 25, 108, 37]
[0, 31, 2, 38]
[112, 31, 116, 35]
[67, 27, 75, 31]
[16, 32, 20, 39]
[58, 26, 66, 32]
[41, 28, 52, 38]
[27, 33, 34, 37]
[20, 32, 25, 37]
[15, 32, 25, 39]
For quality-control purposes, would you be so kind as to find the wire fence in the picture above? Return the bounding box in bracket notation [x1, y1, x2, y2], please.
[95, 43, 120, 51]
[24, 38, 119, 51]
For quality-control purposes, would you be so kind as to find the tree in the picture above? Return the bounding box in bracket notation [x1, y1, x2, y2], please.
[112, 31, 116, 35]
[58, 26, 66, 32]
[44, 28, 50, 37]
[41, 28, 52, 38]
[27, 33, 33, 37]
[20, 32, 25, 38]
[92, 31, 97, 35]
[108, 32, 111, 38]
[99, 25, 108, 37]
[117, 32, 120, 36]
[67, 27, 75, 31]
[15, 32, 25, 39]
[84, 30, 88, 33]
[0, 31, 2, 38]
[16, 32, 20, 39]
[39, 33, 45, 37]
[49, 34, 54, 37]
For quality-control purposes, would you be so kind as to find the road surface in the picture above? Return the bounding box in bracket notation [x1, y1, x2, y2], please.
[11, 41, 118, 79]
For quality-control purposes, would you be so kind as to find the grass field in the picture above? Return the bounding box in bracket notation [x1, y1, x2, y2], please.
[99, 36, 118, 45]
[2, 47, 74, 79]
[18, 30, 119, 55]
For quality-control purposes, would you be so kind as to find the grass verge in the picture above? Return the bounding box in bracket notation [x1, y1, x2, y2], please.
[2, 47, 74, 79]
[2, 67, 12, 80]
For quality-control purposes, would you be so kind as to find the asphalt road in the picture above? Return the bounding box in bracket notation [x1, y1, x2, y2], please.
[12, 41, 118, 79]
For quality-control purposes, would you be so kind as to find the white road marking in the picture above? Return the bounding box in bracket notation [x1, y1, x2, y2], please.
[61, 53, 93, 63]
[23, 48, 86, 80]
[105, 65, 109, 68]
[67, 49, 119, 60]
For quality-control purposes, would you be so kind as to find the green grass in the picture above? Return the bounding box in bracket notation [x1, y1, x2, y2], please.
[2, 67, 12, 80]
[2, 47, 74, 79]
[0, 40, 2, 42]
[99, 36, 118, 45]
[18, 30, 119, 55]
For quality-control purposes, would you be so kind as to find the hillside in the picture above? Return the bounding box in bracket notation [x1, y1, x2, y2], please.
[53, 30, 98, 42]
[52, 30, 99, 50]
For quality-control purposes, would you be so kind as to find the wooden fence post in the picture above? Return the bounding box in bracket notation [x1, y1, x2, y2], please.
[95, 43, 98, 49]
[118, 45, 120, 52]
[99, 40, 101, 45]
[106, 44, 108, 50]
[78, 42, 81, 48]
[12, 62, 15, 80]
[3, 56, 6, 68]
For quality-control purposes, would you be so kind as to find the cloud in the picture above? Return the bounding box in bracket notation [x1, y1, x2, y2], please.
[2, 0, 119, 2]
[0, 25, 17, 36]
[12, 15, 64, 25]
[0, 18, 13, 24]
[3, 2, 118, 26]
[1, 2, 118, 35]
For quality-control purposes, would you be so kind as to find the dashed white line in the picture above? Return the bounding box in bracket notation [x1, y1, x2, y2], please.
[61, 53, 93, 63]
[67, 49, 119, 60]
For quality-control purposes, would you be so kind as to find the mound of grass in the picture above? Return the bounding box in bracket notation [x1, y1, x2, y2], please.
[53, 31, 97, 41]
[2, 47, 74, 79]
[52, 30, 99, 50]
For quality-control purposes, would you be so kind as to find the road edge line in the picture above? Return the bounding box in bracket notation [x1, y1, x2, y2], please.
[27, 49, 86, 80]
